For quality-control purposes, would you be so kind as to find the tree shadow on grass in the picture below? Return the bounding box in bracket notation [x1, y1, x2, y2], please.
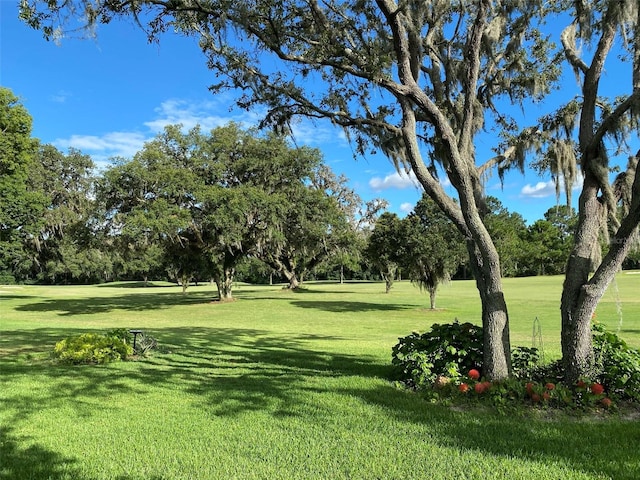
[0, 326, 389, 423]
[0, 427, 81, 480]
[7, 325, 637, 479]
[345, 383, 640, 480]
[96, 281, 176, 288]
[290, 299, 414, 313]
[620, 329, 640, 335]
[9, 285, 408, 317]
[0, 328, 89, 357]
[145, 327, 391, 417]
[13, 291, 215, 316]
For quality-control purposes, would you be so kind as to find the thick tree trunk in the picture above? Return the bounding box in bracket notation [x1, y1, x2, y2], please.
[466, 240, 512, 381]
[282, 268, 300, 289]
[215, 266, 235, 301]
[558, 6, 627, 385]
[181, 273, 189, 295]
[382, 271, 394, 293]
[428, 287, 436, 310]
[560, 179, 600, 384]
[561, 168, 640, 384]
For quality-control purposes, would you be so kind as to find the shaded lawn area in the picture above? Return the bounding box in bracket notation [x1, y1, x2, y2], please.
[1, 278, 639, 479]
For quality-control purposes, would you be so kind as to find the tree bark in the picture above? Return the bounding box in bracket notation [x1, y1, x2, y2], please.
[282, 269, 300, 289]
[383, 272, 393, 293]
[428, 286, 436, 310]
[562, 161, 640, 384]
[560, 177, 601, 383]
[215, 266, 235, 301]
[466, 239, 512, 381]
[181, 273, 189, 295]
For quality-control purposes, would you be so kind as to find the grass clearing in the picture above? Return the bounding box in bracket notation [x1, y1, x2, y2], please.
[1, 275, 639, 479]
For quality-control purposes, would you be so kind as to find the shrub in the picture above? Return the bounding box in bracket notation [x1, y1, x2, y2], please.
[511, 346, 541, 380]
[592, 323, 640, 402]
[53, 332, 132, 365]
[391, 320, 483, 388]
[106, 328, 133, 344]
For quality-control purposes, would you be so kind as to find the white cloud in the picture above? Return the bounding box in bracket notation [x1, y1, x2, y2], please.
[520, 173, 584, 199]
[52, 97, 259, 164]
[369, 171, 420, 191]
[48, 96, 361, 172]
[143, 98, 261, 133]
[400, 202, 414, 214]
[52, 96, 345, 166]
[54, 132, 147, 159]
[521, 180, 557, 198]
[289, 119, 347, 147]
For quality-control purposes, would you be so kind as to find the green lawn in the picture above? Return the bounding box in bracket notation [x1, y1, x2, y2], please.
[1, 275, 639, 479]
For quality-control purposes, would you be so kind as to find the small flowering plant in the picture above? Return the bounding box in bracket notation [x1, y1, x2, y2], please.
[452, 375, 616, 412]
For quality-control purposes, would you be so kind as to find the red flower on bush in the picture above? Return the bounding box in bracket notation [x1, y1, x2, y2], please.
[591, 383, 605, 395]
[576, 380, 587, 389]
[601, 397, 612, 408]
[542, 392, 551, 402]
[545, 382, 555, 391]
[525, 382, 535, 396]
[531, 393, 541, 403]
[458, 383, 469, 393]
[468, 369, 480, 380]
[474, 383, 485, 394]
[482, 381, 491, 391]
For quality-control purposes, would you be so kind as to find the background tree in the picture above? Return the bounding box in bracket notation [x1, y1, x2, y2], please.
[401, 195, 466, 309]
[0, 87, 46, 283]
[254, 151, 350, 289]
[366, 212, 403, 293]
[259, 187, 347, 289]
[97, 142, 196, 286]
[306, 166, 387, 284]
[522, 206, 577, 276]
[483, 197, 528, 278]
[100, 124, 266, 300]
[99, 123, 331, 300]
[26, 145, 101, 283]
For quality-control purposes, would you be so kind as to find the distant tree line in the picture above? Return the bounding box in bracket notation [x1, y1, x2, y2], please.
[2, 87, 638, 301]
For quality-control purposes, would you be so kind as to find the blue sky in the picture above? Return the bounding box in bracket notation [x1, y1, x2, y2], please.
[1, 3, 634, 223]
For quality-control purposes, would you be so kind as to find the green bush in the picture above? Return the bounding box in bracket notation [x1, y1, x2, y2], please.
[106, 328, 134, 344]
[53, 333, 132, 365]
[391, 320, 483, 388]
[511, 346, 541, 380]
[593, 323, 640, 402]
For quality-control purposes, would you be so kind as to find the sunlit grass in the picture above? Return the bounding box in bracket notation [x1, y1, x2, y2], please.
[1, 275, 639, 479]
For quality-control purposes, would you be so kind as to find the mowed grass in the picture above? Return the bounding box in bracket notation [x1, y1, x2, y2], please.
[1, 274, 639, 480]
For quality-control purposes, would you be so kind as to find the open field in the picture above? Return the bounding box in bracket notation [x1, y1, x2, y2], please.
[1, 274, 640, 479]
